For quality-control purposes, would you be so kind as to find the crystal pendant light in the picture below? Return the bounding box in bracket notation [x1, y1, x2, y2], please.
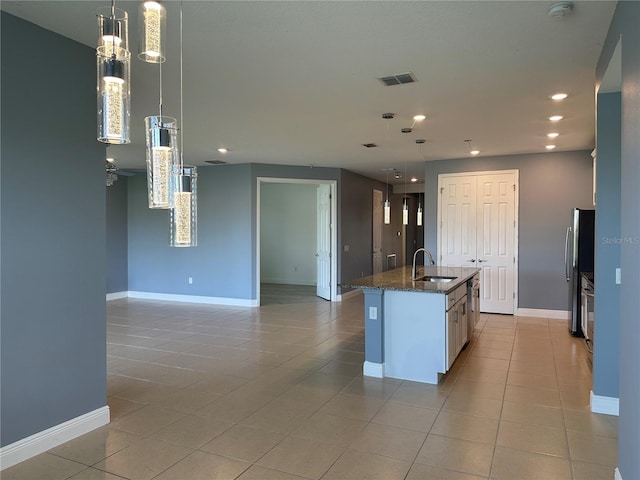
[145, 12, 177, 210]
[170, 166, 197, 247]
[384, 170, 391, 224]
[402, 162, 408, 226]
[402, 200, 409, 225]
[416, 139, 425, 227]
[97, 4, 130, 144]
[145, 116, 177, 208]
[170, 0, 197, 247]
[138, 1, 166, 63]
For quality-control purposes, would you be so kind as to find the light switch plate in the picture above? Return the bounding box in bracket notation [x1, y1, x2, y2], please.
[369, 306, 377, 320]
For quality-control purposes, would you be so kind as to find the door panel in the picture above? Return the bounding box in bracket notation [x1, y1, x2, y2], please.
[316, 184, 331, 300]
[476, 174, 515, 313]
[440, 176, 477, 268]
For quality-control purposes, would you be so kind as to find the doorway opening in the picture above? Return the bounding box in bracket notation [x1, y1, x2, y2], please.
[256, 178, 337, 305]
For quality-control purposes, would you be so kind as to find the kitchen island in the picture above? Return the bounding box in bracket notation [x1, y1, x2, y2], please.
[342, 265, 480, 384]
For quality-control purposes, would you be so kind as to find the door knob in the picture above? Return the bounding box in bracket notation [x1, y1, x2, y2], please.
[477, 259, 487, 263]
[467, 259, 476, 263]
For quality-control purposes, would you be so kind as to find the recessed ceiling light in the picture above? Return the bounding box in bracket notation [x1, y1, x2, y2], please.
[470, 150, 480, 156]
[217, 148, 228, 153]
[106, 157, 115, 163]
[549, 115, 563, 122]
[547, 132, 560, 138]
[546, 144, 556, 150]
[551, 93, 568, 101]
[413, 114, 426, 121]
[411, 177, 418, 182]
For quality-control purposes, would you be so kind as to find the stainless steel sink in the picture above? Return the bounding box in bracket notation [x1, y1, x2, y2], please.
[418, 276, 457, 283]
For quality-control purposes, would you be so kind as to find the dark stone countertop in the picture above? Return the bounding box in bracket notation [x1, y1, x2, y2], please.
[341, 265, 481, 294]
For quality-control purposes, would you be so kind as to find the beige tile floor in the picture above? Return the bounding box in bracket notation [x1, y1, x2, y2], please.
[3, 294, 618, 480]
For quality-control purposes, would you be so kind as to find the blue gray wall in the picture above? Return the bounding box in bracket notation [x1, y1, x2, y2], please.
[107, 177, 129, 293]
[128, 164, 254, 299]
[593, 92, 621, 401]
[0, 13, 107, 447]
[423, 151, 594, 311]
[128, 164, 344, 301]
[596, 2, 640, 478]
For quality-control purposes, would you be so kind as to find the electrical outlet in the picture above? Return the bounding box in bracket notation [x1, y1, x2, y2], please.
[188, 277, 193, 284]
[369, 306, 377, 320]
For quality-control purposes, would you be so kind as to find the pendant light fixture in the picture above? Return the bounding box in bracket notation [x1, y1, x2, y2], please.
[384, 169, 391, 225]
[465, 139, 480, 156]
[382, 113, 394, 225]
[97, 2, 131, 144]
[138, 1, 166, 63]
[402, 161, 409, 226]
[170, 1, 197, 247]
[144, 20, 177, 209]
[145, 116, 177, 208]
[416, 139, 425, 226]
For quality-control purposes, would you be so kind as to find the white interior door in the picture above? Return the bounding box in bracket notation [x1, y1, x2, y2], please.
[476, 174, 516, 314]
[372, 190, 383, 274]
[439, 176, 477, 268]
[439, 171, 517, 314]
[316, 184, 331, 300]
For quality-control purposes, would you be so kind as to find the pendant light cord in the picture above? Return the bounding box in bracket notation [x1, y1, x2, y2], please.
[158, 44, 163, 118]
[179, 0, 184, 169]
[110, 0, 117, 59]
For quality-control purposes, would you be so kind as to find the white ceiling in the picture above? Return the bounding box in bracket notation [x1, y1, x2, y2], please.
[2, 1, 616, 183]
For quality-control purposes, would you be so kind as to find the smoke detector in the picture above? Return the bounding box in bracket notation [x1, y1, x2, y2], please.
[547, 1, 573, 18]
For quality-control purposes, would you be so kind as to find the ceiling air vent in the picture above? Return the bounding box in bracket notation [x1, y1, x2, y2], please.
[362, 143, 378, 148]
[205, 160, 228, 165]
[378, 72, 416, 86]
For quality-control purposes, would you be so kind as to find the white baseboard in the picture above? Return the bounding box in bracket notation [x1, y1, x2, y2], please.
[0, 406, 110, 470]
[591, 390, 620, 416]
[338, 289, 362, 301]
[615, 467, 623, 480]
[125, 291, 259, 307]
[515, 308, 570, 320]
[363, 361, 384, 378]
[106, 291, 128, 301]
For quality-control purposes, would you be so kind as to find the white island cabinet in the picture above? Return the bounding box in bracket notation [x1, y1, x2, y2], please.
[342, 266, 480, 385]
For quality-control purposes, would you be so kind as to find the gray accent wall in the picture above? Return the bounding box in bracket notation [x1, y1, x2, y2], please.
[596, 2, 640, 478]
[107, 177, 129, 293]
[128, 164, 254, 300]
[593, 92, 621, 401]
[423, 151, 594, 311]
[1, 13, 107, 447]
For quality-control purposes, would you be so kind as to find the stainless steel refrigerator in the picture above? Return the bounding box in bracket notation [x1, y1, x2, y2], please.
[564, 208, 595, 336]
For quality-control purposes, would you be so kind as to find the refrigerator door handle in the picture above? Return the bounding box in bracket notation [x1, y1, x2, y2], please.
[564, 226, 572, 281]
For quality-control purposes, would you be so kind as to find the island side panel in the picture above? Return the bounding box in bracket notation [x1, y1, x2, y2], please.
[384, 290, 447, 384]
[363, 288, 385, 378]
